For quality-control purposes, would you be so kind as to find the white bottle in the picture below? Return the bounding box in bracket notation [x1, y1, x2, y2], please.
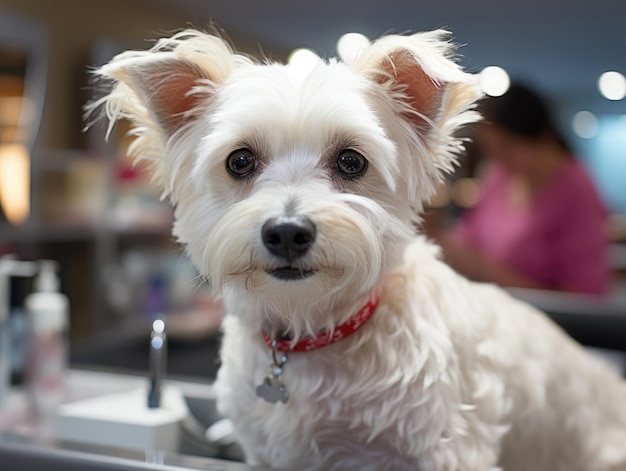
[24, 260, 69, 441]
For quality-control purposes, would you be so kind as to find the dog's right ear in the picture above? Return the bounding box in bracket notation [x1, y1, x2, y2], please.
[92, 31, 237, 136]
[99, 54, 212, 136]
[87, 31, 241, 194]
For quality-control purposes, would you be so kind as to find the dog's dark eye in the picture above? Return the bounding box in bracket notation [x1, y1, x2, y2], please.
[227, 149, 258, 178]
[336, 150, 367, 177]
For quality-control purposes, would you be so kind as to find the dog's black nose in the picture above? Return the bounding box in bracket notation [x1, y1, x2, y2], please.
[262, 217, 316, 262]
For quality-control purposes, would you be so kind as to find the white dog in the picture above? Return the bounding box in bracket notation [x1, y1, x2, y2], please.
[91, 29, 626, 470]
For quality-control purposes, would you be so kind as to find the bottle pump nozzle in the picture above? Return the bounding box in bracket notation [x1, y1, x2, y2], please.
[34, 260, 60, 293]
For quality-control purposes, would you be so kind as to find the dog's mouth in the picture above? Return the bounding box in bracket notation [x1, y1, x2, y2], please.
[266, 266, 317, 281]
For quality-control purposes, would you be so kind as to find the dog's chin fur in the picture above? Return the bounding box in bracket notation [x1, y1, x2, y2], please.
[91, 29, 626, 470]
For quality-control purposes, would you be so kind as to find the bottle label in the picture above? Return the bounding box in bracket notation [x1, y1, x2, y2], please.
[26, 331, 67, 413]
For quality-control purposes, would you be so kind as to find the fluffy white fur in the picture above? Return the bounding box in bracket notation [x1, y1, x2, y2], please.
[90, 29, 626, 470]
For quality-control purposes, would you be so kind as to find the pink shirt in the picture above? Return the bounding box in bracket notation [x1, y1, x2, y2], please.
[453, 160, 610, 295]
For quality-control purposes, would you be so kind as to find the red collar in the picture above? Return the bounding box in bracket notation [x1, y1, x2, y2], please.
[262, 291, 380, 352]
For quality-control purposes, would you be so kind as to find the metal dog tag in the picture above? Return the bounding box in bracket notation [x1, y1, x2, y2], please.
[256, 340, 289, 404]
[256, 377, 289, 404]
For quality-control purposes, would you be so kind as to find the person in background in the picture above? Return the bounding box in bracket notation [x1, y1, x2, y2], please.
[438, 84, 611, 295]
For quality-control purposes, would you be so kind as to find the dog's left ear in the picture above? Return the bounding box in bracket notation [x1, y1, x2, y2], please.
[354, 30, 481, 132]
[353, 31, 482, 206]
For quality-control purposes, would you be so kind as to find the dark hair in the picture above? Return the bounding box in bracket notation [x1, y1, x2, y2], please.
[480, 83, 570, 153]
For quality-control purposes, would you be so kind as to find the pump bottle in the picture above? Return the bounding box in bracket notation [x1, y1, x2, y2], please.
[24, 260, 69, 440]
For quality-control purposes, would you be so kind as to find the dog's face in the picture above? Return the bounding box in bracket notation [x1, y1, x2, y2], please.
[93, 30, 481, 334]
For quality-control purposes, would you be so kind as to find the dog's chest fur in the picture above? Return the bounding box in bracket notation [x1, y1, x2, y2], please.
[215, 240, 504, 470]
[214, 239, 626, 471]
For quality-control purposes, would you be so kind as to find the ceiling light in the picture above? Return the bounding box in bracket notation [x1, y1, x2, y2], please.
[571, 111, 599, 139]
[598, 71, 626, 101]
[479, 66, 510, 97]
[287, 48, 321, 73]
[337, 33, 370, 64]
